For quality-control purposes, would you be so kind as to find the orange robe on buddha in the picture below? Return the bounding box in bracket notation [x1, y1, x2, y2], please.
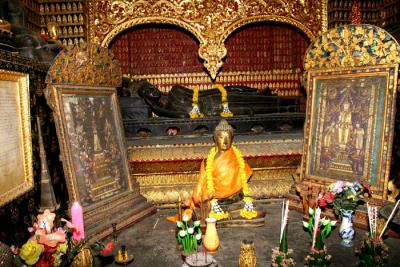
[192, 147, 252, 206]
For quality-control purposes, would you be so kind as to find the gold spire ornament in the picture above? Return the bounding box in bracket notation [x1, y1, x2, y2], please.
[37, 117, 59, 213]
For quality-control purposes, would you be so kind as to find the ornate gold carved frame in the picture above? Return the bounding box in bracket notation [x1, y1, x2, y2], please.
[87, 0, 327, 79]
[301, 24, 400, 200]
[45, 43, 155, 240]
[302, 65, 398, 199]
[0, 70, 33, 207]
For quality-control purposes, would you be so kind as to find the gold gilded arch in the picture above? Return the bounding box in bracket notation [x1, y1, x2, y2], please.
[88, 0, 327, 79]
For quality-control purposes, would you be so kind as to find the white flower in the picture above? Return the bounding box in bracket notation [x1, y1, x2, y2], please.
[179, 230, 187, 237]
[193, 220, 201, 227]
[303, 221, 309, 228]
[320, 218, 329, 225]
[176, 221, 183, 228]
[188, 227, 194, 234]
[196, 233, 202, 240]
[183, 214, 189, 222]
[308, 207, 314, 215]
[330, 220, 337, 226]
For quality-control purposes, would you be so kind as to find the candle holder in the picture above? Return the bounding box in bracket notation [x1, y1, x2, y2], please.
[115, 245, 134, 266]
[112, 223, 118, 243]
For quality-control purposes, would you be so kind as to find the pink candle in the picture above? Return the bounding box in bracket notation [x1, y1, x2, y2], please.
[71, 201, 85, 240]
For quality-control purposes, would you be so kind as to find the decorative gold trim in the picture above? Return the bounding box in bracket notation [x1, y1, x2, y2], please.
[88, 0, 326, 79]
[128, 134, 301, 204]
[0, 70, 33, 206]
[128, 137, 303, 161]
[304, 24, 400, 70]
[46, 43, 121, 87]
[301, 65, 398, 200]
[137, 177, 295, 204]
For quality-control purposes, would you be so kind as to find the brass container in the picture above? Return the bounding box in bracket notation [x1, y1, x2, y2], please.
[238, 239, 256, 267]
[71, 246, 94, 267]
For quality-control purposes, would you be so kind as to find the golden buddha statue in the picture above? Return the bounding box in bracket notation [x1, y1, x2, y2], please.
[191, 119, 257, 220]
[337, 100, 353, 150]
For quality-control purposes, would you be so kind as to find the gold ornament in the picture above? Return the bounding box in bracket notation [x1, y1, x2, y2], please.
[70, 246, 94, 267]
[238, 240, 257, 267]
[87, 0, 326, 79]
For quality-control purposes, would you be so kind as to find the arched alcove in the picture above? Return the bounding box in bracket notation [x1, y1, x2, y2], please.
[110, 21, 310, 97]
[109, 24, 202, 77]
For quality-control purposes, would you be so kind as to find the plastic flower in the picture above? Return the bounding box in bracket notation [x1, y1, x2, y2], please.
[53, 253, 62, 267]
[179, 230, 187, 237]
[182, 209, 193, 222]
[36, 252, 55, 267]
[99, 241, 114, 255]
[56, 242, 68, 254]
[329, 181, 345, 194]
[20, 240, 44, 265]
[320, 217, 336, 226]
[324, 192, 335, 203]
[319, 198, 327, 208]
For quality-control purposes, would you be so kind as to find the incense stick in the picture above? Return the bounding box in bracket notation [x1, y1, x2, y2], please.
[379, 199, 400, 238]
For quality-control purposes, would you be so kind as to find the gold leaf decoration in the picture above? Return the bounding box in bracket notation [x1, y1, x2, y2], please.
[46, 43, 121, 87]
[304, 24, 400, 70]
[87, 0, 326, 79]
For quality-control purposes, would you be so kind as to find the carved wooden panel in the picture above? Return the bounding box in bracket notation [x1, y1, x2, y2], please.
[87, 0, 327, 79]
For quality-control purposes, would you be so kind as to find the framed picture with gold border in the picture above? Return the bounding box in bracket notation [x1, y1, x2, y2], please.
[301, 65, 398, 199]
[48, 85, 132, 208]
[0, 69, 33, 207]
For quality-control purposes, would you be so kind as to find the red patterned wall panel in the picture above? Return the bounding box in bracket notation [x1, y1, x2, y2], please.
[110, 23, 309, 76]
[110, 23, 309, 97]
[223, 23, 309, 72]
[110, 25, 203, 75]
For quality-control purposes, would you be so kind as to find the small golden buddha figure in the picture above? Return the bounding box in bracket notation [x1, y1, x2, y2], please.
[191, 119, 257, 220]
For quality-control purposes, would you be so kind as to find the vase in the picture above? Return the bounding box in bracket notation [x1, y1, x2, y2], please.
[238, 239, 256, 267]
[203, 217, 219, 253]
[339, 209, 355, 247]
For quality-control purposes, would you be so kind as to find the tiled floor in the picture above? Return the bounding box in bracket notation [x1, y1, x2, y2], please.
[94, 201, 400, 267]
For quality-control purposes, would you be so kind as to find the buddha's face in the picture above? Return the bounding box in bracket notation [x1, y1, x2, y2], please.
[214, 131, 233, 152]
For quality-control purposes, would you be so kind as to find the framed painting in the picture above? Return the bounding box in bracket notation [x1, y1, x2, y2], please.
[302, 65, 398, 199]
[0, 69, 33, 207]
[53, 85, 132, 208]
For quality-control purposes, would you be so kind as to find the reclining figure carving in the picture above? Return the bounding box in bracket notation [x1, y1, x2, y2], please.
[120, 80, 300, 119]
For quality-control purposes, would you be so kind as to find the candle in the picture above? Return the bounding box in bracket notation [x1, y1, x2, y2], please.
[71, 201, 85, 240]
[178, 195, 182, 221]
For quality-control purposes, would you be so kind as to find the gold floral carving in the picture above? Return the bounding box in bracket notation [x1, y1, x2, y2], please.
[137, 178, 294, 205]
[87, 0, 326, 79]
[304, 24, 400, 70]
[128, 137, 303, 161]
[46, 43, 121, 87]
[132, 168, 296, 204]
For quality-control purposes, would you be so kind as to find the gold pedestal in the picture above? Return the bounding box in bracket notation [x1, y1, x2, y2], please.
[128, 133, 303, 205]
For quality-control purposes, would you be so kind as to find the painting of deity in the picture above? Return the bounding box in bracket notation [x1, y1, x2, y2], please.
[303, 65, 398, 196]
[60, 89, 130, 207]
